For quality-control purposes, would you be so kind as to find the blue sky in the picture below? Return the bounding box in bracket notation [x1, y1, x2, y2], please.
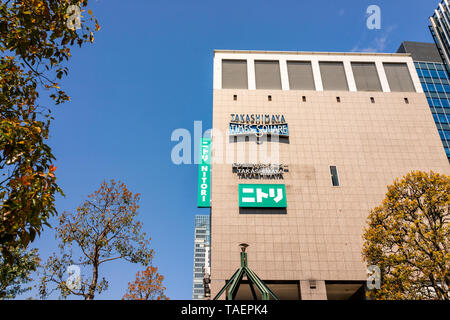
[20, 0, 439, 300]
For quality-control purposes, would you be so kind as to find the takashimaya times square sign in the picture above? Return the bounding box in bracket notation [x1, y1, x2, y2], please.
[229, 114, 289, 137]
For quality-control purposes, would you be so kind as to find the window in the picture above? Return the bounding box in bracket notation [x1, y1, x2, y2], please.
[222, 60, 248, 89]
[404, 98, 409, 104]
[233, 94, 237, 101]
[427, 83, 436, 92]
[383, 63, 415, 92]
[370, 97, 375, 103]
[336, 97, 341, 103]
[287, 61, 315, 90]
[268, 95, 272, 101]
[418, 62, 428, 69]
[432, 98, 442, 107]
[435, 113, 449, 123]
[302, 96, 307, 102]
[430, 70, 439, 78]
[422, 69, 431, 78]
[319, 61, 349, 91]
[351, 62, 382, 92]
[254, 60, 282, 89]
[330, 166, 340, 186]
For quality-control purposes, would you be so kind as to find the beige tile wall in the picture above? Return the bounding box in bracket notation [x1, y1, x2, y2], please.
[210, 89, 450, 298]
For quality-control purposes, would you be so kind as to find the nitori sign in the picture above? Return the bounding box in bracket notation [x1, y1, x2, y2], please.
[239, 184, 287, 208]
[197, 138, 211, 207]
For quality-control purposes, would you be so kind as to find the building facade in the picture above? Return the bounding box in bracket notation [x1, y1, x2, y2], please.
[192, 215, 210, 300]
[209, 50, 450, 300]
[429, 0, 450, 75]
[398, 41, 450, 161]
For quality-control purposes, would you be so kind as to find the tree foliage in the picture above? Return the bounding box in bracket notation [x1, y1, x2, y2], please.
[39, 180, 153, 300]
[0, 245, 39, 299]
[122, 266, 168, 300]
[0, 0, 100, 259]
[362, 171, 450, 300]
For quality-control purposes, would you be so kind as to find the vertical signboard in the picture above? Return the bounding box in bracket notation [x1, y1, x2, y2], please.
[238, 184, 287, 208]
[197, 138, 211, 207]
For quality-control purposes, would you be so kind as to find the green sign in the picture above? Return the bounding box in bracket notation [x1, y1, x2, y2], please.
[197, 138, 211, 208]
[238, 184, 287, 208]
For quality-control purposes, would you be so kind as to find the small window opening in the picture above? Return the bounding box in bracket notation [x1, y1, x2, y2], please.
[330, 166, 340, 187]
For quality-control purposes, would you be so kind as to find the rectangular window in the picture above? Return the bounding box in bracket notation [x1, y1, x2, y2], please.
[330, 166, 340, 186]
[351, 62, 382, 92]
[421, 69, 431, 78]
[254, 60, 282, 89]
[319, 62, 349, 91]
[222, 60, 248, 89]
[383, 63, 415, 92]
[439, 70, 448, 79]
[287, 61, 315, 90]
[430, 70, 439, 78]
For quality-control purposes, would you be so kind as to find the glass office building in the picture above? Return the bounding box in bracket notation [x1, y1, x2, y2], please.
[398, 41, 450, 161]
[429, 0, 450, 75]
[192, 215, 210, 300]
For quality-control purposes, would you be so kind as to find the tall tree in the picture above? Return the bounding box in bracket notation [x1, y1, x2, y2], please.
[0, 0, 100, 259]
[362, 171, 450, 300]
[39, 180, 153, 300]
[0, 245, 39, 299]
[122, 266, 168, 300]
